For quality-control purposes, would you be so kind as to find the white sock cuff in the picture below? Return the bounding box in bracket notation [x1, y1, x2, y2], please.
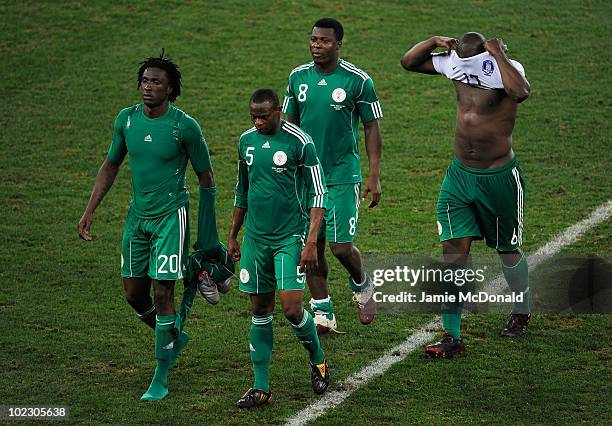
[252, 314, 273, 325]
[352, 273, 368, 288]
[502, 251, 526, 269]
[136, 304, 156, 318]
[292, 309, 310, 329]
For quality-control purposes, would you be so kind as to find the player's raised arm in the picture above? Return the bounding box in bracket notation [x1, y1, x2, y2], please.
[78, 159, 122, 241]
[400, 36, 458, 74]
[484, 38, 531, 103]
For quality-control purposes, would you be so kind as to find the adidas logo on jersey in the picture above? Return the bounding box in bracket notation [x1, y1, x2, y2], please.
[144, 134, 152, 142]
[318, 79, 327, 86]
[262, 141, 270, 149]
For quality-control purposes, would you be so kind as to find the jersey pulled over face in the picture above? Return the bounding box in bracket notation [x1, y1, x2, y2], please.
[235, 120, 327, 245]
[282, 59, 382, 185]
[432, 51, 525, 90]
[107, 104, 211, 218]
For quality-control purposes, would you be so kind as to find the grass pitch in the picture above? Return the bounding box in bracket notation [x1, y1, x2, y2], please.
[1, 0, 610, 424]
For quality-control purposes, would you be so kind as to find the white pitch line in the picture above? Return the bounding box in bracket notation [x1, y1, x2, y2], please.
[286, 199, 612, 426]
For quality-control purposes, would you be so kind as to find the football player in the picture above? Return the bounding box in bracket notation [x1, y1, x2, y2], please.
[229, 89, 330, 408]
[78, 52, 224, 399]
[401, 32, 531, 357]
[282, 18, 383, 333]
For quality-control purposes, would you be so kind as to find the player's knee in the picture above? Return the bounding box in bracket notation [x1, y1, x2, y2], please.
[124, 288, 147, 309]
[330, 242, 354, 261]
[442, 239, 471, 265]
[124, 292, 137, 307]
[153, 294, 170, 311]
[498, 249, 523, 267]
[282, 303, 303, 325]
[153, 285, 174, 310]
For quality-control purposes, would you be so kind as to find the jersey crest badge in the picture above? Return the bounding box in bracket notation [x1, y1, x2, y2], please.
[482, 59, 495, 76]
[318, 79, 327, 86]
[144, 134, 152, 142]
[262, 141, 270, 149]
[240, 268, 250, 283]
[273, 151, 287, 166]
[332, 88, 346, 103]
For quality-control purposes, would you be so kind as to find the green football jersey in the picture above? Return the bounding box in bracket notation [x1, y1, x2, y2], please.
[107, 104, 211, 218]
[282, 59, 382, 185]
[235, 120, 327, 245]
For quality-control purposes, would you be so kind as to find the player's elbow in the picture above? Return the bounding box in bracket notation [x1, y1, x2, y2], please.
[510, 83, 531, 103]
[198, 169, 215, 188]
[400, 55, 416, 71]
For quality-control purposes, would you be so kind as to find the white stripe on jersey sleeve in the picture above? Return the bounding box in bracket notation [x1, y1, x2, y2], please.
[339, 60, 370, 80]
[309, 165, 325, 195]
[282, 122, 309, 146]
[282, 96, 293, 113]
[372, 100, 383, 118]
[240, 126, 257, 138]
[289, 62, 315, 76]
[357, 100, 383, 119]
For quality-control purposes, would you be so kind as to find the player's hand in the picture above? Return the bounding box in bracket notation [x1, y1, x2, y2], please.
[299, 241, 318, 273]
[78, 211, 93, 241]
[484, 38, 508, 56]
[363, 174, 381, 208]
[435, 36, 458, 54]
[228, 238, 241, 262]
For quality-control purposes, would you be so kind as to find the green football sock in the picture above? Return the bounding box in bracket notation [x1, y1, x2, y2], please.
[309, 297, 334, 320]
[141, 315, 176, 401]
[442, 308, 462, 339]
[348, 273, 368, 292]
[502, 253, 530, 315]
[291, 309, 325, 365]
[441, 264, 464, 339]
[250, 314, 273, 392]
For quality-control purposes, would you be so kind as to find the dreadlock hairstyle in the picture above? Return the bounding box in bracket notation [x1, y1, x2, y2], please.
[137, 49, 182, 102]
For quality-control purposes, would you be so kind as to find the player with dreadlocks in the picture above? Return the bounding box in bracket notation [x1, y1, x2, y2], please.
[79, 51, 231, 400]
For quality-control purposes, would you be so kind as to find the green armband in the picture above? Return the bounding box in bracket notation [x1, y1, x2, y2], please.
[194, 186, 220, 251]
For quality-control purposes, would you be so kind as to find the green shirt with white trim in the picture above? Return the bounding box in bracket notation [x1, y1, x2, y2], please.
[107, 104, 211, 218]
[235, 120, 327, 245]
[283, 59, 382, 185]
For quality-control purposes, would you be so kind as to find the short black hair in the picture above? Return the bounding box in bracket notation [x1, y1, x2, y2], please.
[313, 18, 344, 41]
[250, 89, 280, 109]
[457, 32, 486, 58]
[137, 49, 182, 102]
